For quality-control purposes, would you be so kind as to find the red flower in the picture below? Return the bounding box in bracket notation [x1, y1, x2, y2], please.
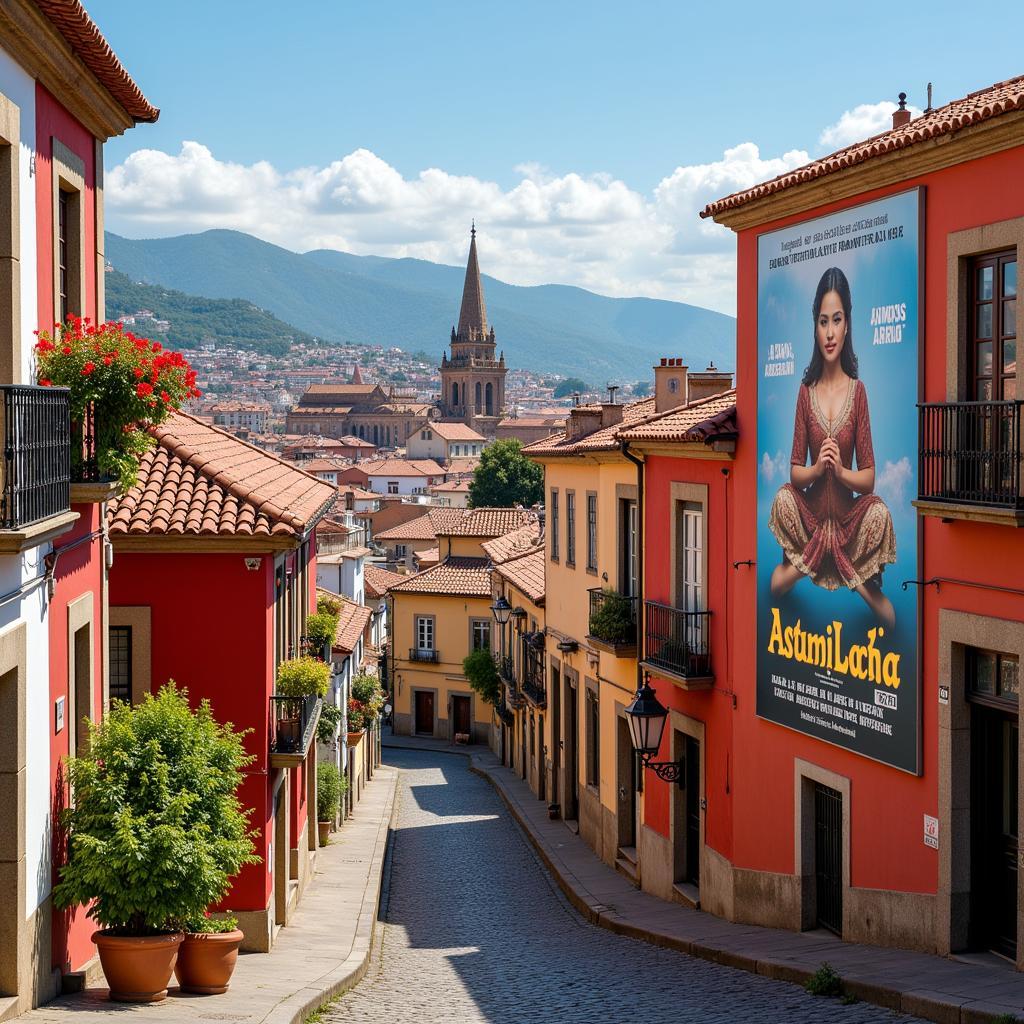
[133, 338, 149, 351]
[36, 339, 54, 353]
[160, 390, 170, 402]
[133, 367, 145, 379]
[136, 382, 153, 397]
[151, 342, 162, 353]
[103, 356, 113, 366]
[39, 379, 52, 387]
[62, 346, 72, 355]
[81, 361, 95, 375]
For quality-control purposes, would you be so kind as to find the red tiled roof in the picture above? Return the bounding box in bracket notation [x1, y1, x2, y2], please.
[618, 390, 738, 443]
[334, 600, 371, 654]
[108, 411, 336, 540]
[702, 76, 1024, 220]
[494, 547, 545, 605]
[414, 546, 441, 567]
[374, 512, 441, 542]
[481, 522, 542, 564]
[364, 564, 406, 599]
[389, 557, 492, 597]
[436, 507, 531, 537]
[428, 421, 486, 441]
[361, 458, 445, 477]
[522, 398, 657, 456]
[34, 0, 158, 123]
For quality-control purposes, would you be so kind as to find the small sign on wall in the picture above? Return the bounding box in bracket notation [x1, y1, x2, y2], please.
[924, 814, 939, 849]
[55, 696, 65, 734]
[938, 685, 949, 705]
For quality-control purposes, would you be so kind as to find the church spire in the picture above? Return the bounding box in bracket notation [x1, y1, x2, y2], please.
[456, 222, 488, 341]
[351, 362, 363, 385]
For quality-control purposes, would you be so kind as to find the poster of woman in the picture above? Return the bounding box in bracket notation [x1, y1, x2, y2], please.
[756, 190, 920, 773]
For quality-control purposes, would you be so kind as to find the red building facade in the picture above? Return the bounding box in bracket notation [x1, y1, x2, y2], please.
[641, 77, 1024, 962]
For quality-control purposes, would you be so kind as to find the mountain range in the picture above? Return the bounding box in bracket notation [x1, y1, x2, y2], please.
[104, 229, 735, 380]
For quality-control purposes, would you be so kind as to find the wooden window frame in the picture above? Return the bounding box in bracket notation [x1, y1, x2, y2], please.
[565, 489, 576, 567]
[550, 488, 560, 562]
[968, 249, 1017, 401]
[469, 617, 491, 653]
[585, 684, 600, 789]
[415, 614, 435, 652]
[51, 138, 86, 328]
[670, 483, 709, 612]
[585, 491, 598, 573]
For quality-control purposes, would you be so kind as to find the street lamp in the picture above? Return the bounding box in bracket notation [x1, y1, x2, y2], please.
[624, 675, 685, 786]
[491, 595, 513, 626]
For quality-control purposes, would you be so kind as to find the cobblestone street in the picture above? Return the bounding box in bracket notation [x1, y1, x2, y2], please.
[328, 749, 923, 1024]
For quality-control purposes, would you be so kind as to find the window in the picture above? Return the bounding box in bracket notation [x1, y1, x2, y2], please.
[586, 493, 598, 572]
[970, 251, 1017, 400]
[585, 688, 600, 787]
[967, 646, 1019, 707]
[678, 501, 704, 612]
[51, 140, 85, 327]
[565, 491, 576, 566]
[620, 498, 638, 596]
[109, 626, 132, 705]
[395, 543, 407, 559]
[550, 489, 560, 561]
[471, 619, 490, 651]
[58, 189, 69, 323]
[387, 480, 399, 494]
[416, 616, 434, 651]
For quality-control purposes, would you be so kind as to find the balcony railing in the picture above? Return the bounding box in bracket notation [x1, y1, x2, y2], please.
[0, 385, 71, 530]
[644, 601, 712, 680]
[409, 647, 440, 663]
[270, 693, 321, 756]
[495, 654, 514, 683]
[919, 401, 1023, 509]
[587, 587, 638, 651]
[520, 630, 546, 708]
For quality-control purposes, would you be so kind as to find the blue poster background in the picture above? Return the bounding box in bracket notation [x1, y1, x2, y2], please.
[756, 189, 921, 773]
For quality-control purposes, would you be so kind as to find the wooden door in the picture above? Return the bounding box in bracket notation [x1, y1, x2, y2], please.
[414, 690, 434, 735]
[452, 694, 471, 736]
[814, 782, 843, 934]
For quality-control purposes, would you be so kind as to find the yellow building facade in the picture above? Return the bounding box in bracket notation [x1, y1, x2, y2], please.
[524, 401, 653, 875]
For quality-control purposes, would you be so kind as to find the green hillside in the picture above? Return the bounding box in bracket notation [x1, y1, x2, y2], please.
[104, 269, 315, 356]
[105, 230, 736, 379]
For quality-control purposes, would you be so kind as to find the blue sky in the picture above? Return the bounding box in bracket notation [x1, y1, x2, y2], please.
[87, 0, 1022, 313]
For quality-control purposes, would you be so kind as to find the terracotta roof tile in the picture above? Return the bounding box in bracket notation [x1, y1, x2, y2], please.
[364, 565, 406, 599]
[522, 398, 658, 456]
[481, 522, 542, 564]
[317, 588, 371, 653]
[618, 390, 738, 443]
[414, 546, 440, 567]
[428, 421, 486, 441]
[389, 557, 492, 597]
[108, 411, 337, 540]
[435, 507, 531, 537]
[494, 547, 545, 605]
[34, 0, 158, 122]
[374, 512, 440, 542]
[360, 458, 445, 477]
[702, 76, 1024, 220]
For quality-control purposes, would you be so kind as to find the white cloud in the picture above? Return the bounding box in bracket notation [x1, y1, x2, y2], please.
[818, 100, 924, 150]
[874, 457, 912, 508]
[104, 138, 814, 315]
[760, 450, 789, 484]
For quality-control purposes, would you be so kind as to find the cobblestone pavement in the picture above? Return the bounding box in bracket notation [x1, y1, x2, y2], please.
[328, 749, 923, 1024]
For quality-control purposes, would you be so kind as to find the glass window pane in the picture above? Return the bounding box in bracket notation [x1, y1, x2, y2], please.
[973, 650, 997, 695]
[1000, 655, 1019, 701]
[1004, 299, 1016, 337]
[976, 378, 993, 400]
[977, 341, 993, 377]
[1003, 375, 1016, 401]
[977, 303, 993, 339]
[978, 265, 994, 300]
[1004, 339, 1017, 377]
[1004, 260, 1017, 298]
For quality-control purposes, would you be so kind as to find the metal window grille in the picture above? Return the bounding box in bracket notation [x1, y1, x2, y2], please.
[109, 626, 132, 704]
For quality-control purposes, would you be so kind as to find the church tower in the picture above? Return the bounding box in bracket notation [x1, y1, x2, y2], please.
[439, 225, 507, 436]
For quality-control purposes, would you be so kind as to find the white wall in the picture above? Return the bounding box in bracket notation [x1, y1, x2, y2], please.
[0, 43, 52, 918]
[367, 474, 439, 496]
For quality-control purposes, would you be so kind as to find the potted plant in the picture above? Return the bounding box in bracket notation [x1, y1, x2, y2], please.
[347, 697, 367, 742]
[351, 673, 385, 724]
[317, 762, 342, 846]
[35, 316, 200, 488]
[316, 700, 343, 746]
[276, 656, 330, 751]
[305, 610, 338, 661]
[588, 589, 636, 646]
[54, 683, 258, 1002]
[174, 916, 245, 995]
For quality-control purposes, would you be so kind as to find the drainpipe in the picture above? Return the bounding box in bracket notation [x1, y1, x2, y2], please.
[619, 439, 645, 695]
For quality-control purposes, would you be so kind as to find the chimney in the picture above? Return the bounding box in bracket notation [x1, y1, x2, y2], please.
[892, 92, 911, 129]
[567, 406, 603, 441]
[653, 358, 689, 413]
[600, 403, 624, 428]
[687, 361, 734, 403]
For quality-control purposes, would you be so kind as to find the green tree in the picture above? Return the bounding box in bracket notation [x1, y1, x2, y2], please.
[553, 377, 589, 399]
[462, 649, 500, 706]
[468, 439, 543, 508]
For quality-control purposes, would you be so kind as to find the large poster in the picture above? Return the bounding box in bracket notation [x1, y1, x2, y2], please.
[756, 190, 921, 773]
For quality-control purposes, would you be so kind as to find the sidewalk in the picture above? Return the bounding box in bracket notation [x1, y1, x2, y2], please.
[386, 734, 1024, 1024]
[23, 767, 398, 1024]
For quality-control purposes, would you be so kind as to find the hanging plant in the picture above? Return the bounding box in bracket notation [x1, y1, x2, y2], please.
[35, 316, 200, 488]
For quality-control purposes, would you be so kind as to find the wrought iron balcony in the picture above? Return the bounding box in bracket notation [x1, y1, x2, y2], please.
[495, 654, 514, 683]
[643, 601, 712, 681]
[409, 647, 440, 663]
[270, 693, 322, 762]
[520, 630, 546, 707]
[0, 385, 71, 530]
[587, 587, 638, 654]
[918, 401, 1023, 513]
[521, 675, 547, 709]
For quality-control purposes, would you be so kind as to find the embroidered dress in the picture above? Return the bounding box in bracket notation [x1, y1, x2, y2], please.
[769, 378, 895, 590]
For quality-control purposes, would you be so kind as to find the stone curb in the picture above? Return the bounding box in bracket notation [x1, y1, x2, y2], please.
[452, 749, 1017, 1024]
[269, 769, 399, 1024]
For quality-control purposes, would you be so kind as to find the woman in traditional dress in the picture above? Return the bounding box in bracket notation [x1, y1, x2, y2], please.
[769, 266, 896, 627]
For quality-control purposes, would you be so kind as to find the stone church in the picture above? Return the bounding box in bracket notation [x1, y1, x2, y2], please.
[439, 225, 507, 436]
[286, 226, 507, 444]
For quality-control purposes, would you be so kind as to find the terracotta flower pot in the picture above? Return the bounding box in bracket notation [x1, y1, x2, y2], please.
[93, 930, 183, 1002]
[174, 930, 244, 995]
[347, 730, 363, 744]
[318, 820, 331, 846]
